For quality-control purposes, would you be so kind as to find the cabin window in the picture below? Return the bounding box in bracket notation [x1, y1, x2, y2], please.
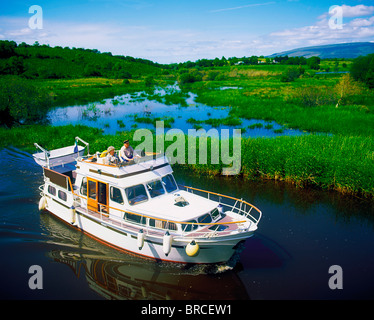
[48, 185, 56, 196]
[88, 180, 97, 200]
[80, 177, 87, 196]
[149, 219, 177, 231]
[211, 208, 220, 220]
[162, 174, 178, 193]
[125, 184, 148, 205]
[181, 220, 198, 232]
[58, 190, 67, 202]
[125, 213, 146, 225]
[147, 180, 165, 198]
[110, 187, 124, 205]
[198, 213, 212, 224]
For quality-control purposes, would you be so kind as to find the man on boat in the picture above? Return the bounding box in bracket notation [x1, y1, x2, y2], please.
[120, 140, 140, 162]
[105, 146, 119, 165]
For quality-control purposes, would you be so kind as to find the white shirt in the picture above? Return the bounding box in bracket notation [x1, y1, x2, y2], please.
[120, 145, 139, 161]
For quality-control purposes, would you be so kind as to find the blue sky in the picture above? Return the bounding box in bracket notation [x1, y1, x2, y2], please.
[1, 0, 374, 63]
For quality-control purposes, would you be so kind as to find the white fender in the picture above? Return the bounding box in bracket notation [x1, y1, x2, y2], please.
[38, 196, 47, 211]
[137, 229, 145, 250]
[70, 206, 76, 224]
[162, 231, 172, 256]
[186, 240, 200, 257]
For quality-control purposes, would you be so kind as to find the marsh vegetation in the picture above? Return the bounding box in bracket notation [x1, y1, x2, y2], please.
[1, 40, 373, 198]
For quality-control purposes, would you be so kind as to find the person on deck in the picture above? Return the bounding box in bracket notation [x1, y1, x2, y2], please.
[120, 140, 140, 162]
[105, 146, 119, 165]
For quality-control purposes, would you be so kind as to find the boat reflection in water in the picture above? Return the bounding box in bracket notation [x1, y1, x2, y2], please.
[42, 212, 250, 300]
[48, 249, 250, 300]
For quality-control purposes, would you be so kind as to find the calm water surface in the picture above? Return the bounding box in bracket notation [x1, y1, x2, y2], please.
[47, 84, 306, 138]
[0, 147, 373, 300]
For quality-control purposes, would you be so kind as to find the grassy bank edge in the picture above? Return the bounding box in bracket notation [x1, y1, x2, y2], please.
[1, 124, 373, 199]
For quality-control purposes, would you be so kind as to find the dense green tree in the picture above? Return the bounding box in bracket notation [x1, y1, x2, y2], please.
[178, 71, 202, 85]
[0, 40, 163, 79]
[0, 77, 51, 127]
[0, 40, 17, 58]
[280, 66, 302, 82]
[307, 56, 321, 70]
[366, 58, 374, 88]
[0, 56, 24, 75]
[350, 54, 374, 89]
[83, 64, 102, 77]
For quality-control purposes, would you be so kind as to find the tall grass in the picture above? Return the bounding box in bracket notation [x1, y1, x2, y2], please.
[240, 135, 374, 196]
[1, 125, 373, 198]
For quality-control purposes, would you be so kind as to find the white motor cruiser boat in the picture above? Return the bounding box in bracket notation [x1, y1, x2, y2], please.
[34, 137, 262, 264]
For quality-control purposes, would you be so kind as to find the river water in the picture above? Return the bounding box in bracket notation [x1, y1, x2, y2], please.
[1, 147, 373, 300]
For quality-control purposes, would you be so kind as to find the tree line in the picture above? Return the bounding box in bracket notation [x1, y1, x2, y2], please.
[171, 55, 322, 69]
[0, 40, 163, 80]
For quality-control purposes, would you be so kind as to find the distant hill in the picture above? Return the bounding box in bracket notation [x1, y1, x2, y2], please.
[267, 42, 374, 59]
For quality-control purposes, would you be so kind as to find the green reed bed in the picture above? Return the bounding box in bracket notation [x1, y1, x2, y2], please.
[240, 134, 374, 197]
[1, 125, 373, 198]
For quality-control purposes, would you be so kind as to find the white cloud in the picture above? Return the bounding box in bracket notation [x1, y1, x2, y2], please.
[349, 16, 374, 27]
[340, 4, 374, 18]
[1, 4, 373, 63]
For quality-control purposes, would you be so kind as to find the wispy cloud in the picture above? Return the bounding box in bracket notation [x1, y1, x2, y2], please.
[268, 5, 374, 52]
[210, 1, 276, 13]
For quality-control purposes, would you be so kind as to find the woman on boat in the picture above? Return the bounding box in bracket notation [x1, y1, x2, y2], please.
[105, 146, 119, 165]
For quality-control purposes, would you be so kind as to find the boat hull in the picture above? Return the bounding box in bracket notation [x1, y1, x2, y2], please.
[43, 196, 253, 264]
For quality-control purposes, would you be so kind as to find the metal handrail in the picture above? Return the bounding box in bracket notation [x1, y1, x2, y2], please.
[181, 185, 262, 226]
[34, 143, 50, 168]
[75, 136, 90, 155]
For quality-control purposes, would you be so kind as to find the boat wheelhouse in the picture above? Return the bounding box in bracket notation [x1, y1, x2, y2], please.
[35, 137, 262, 264]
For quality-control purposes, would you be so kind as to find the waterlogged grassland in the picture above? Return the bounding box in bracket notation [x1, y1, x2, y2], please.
[188, 71, 374, 136]
[36, 77, 175, 107]
[1, 63, 374, 198]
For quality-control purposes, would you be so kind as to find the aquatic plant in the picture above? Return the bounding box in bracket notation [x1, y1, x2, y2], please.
[117, 120, 126, 128]
[82, 103, 100, 120]
[248, 123, 263, 129]
[187, 116, 242, 127]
